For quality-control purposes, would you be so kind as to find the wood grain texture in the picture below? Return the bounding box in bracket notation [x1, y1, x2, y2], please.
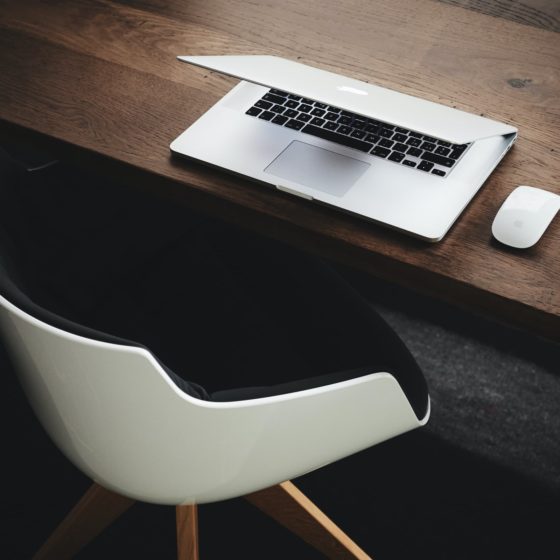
[176, 504, 199, 560]
[438, 0, 560, 33]
[32, 483, 135, 560]
[245, 481, 372, 559]
[0, 0, 558, 340]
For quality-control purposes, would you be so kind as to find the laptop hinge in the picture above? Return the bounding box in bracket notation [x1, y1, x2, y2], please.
[276, 184, 313, 200]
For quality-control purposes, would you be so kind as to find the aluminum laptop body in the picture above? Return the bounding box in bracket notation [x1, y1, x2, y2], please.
[170, 56, 517, 241]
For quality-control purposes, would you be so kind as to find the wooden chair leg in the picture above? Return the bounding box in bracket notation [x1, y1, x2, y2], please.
[176, 504, 199, 560]
[33, 482, 135, 560]
[244, 481, 372, 560]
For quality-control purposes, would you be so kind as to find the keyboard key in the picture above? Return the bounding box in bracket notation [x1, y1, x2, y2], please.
[395, 127, 409, 134]
[351, 129, 366, 139]
[402, 159, 416, 167]
[272, 115, 288, 125]
[270, 89, 288, 97]
[311, 108, 325, 117]
[263, 93, 286, 104]
[324, 112, 338, 121]
[393, 133, 407, 143]
[338, 125, 352, 135]
[388, 151, 405, 162]
[284, 99, 300, 109]
[393, 142, 408, 153]
[314, 102, 327, 109]
[246, 106, 261, 116]
[352, 120, 366, 130]
[418, 160, 434, 172]
[407, 147, 422, 157]
[365, 134, 380, 144]
[435, 146, 450, 156]
[406, 137, 422, 147]
[422, 136, 437, 143]
[259, 110, 274, 121]
[285, 118, 304, 130]
[437, 140, 451, 147]
[296, 113, 312, 122]
[284, 109, 298, 118]
[409, 131, 422, 138]
[449, 145, 468, 159]
[271, 104, 285, 114]
[431, 169, 446, 176]
[379, 138, 394, 148]
[323, 121, 338, 131]
[338, 115, 352, 125]
[364, 124, 380, 134]
[288, 94, 301, 101]
[371, 146, 390, 158]
[311, 117, 326, 126]
[341, 110, 355, 117]
[300, 97, 314, 104]
[298, 104, 312, 113]
[383, 124, 395, 130]
[421, 152, 454, 167]
[327, 106, 341, 113]
[302, 124, 373, 152]
[379, 128, 393, 138]
[421, 142, 436, 152]
[255, 100, 272, 110]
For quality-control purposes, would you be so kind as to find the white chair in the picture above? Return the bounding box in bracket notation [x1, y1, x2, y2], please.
[0, 258, 429, 559]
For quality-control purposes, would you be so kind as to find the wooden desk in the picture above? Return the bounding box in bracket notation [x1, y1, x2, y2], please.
[0, 0, 559, 341]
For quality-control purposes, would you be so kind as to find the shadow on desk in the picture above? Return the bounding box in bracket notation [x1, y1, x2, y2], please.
[1, 338, 557, 560]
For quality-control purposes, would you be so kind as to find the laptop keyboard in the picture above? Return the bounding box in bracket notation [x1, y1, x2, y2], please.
[245, 89, 471, 177]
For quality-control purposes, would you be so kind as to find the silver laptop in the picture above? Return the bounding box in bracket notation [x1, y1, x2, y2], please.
[170, 56, 517, 241]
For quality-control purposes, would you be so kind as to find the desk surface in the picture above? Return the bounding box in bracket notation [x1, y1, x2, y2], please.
[0, 0, 559, 341]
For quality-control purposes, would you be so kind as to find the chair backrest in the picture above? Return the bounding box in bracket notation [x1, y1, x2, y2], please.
[0, 147, 428, 505]
[1, 290, 427, 505]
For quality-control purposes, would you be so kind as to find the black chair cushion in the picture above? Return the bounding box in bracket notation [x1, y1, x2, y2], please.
[211, 366, 389, 401]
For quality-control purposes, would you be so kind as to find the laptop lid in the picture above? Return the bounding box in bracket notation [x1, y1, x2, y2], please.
[178, 55, 517, 145]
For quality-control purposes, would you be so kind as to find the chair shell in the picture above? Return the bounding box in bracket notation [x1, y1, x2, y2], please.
[0, 293, 429, 506]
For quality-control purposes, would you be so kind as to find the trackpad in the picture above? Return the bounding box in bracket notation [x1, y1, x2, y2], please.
[265, 141, 370, 197]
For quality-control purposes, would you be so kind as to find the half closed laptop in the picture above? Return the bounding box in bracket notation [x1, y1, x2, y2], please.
[170, 55, 517, 241]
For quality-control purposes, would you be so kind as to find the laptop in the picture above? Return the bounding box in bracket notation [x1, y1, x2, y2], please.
[170, 56, 517, 242]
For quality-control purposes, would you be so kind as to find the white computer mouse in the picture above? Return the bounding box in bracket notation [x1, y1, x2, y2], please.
[492, 186, 560, 249]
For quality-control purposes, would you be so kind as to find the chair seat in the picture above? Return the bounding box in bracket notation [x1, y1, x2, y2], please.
[0, 139, 429, 560]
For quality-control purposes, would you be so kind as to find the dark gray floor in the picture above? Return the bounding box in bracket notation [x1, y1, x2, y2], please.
[373, 291, 560, 489]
